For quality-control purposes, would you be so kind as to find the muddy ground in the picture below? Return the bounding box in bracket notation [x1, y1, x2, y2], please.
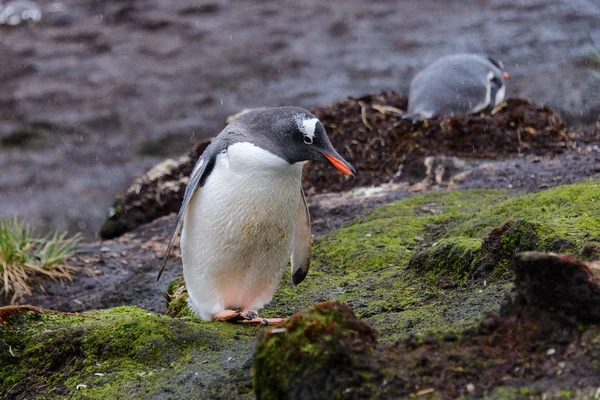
[0, 0, 599, 237]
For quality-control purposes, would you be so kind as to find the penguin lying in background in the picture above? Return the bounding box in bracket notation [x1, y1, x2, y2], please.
[403, 53, 510, 120]
[0, 0, 41, 25]
[158, 107, 355, 324]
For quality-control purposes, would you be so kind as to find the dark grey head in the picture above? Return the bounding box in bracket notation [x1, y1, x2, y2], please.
[484, 56, 510, 108]
[227, 107, 356, 175]
[486, 56, 504, 72]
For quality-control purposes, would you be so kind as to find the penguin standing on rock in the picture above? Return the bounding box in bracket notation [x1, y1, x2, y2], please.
[404, 53, 510, 120]
[158, 107, 355, 324]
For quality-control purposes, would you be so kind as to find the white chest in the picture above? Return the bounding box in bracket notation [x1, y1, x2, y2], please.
[181, 142, 303, 276]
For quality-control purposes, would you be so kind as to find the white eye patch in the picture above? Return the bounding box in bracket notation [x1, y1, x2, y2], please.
[294, 116, 318, 141]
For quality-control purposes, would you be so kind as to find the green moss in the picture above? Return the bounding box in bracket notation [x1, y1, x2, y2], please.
[264, 180, 600, 342]
[409, 237, 482, 282]
[165, 276, 195, 318]
[449, 181, 600, 242]
[254, 302, 378, 400]
[0, 307, 259, 399]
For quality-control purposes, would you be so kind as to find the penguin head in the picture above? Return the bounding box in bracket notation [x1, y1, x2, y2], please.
[485, 56, 510, 104]
[233, 107, 356, 176]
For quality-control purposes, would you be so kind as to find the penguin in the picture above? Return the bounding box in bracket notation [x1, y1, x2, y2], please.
[0, 0, 41, 25]
[158, 107, 355, 324]
[403, 54, 510, 120]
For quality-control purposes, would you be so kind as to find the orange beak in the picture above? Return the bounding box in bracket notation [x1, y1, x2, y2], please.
[323, 153, 355, 176]
[503, 72, 510, 80]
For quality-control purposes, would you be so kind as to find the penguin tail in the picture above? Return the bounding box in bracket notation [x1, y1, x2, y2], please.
[400, 112, 424, 122]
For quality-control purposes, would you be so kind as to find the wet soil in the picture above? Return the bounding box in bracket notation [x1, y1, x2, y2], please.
[0, 0, 599, 237]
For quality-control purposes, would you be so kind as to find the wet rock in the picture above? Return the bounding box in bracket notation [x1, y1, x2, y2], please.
[178, 4, 221, 16]
[0, 121, 64, 148]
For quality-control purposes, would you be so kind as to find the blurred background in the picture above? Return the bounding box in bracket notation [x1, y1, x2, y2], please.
[0, 0, 599, 238]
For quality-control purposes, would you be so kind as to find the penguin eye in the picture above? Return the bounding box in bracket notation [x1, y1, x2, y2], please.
[303, 135, 313, 145]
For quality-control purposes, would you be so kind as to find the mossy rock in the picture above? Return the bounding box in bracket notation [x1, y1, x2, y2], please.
[254, 302, 379, 400]
[266, 180, 600, 342]
[408, 237, 481, 282]
[0, 306, 261, 399]
[254, 252, 600, 398]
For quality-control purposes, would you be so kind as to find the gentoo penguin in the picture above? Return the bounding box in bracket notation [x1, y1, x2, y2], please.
[404, 54, 510, 120]
[0, 0, 41, 25]
[158, 107, 355, 324]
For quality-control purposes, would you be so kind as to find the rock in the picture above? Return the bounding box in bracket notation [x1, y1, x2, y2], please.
[254, 302, 377, 400]
[0, 305, 263, 399]
[510, 252, 600, 323]
[100, 95, 574, 238]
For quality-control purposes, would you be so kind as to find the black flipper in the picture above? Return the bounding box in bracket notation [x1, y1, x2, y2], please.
[291, 186, 311, 285]
[401, 112, 425, 121]
[156, 139, 226, 281]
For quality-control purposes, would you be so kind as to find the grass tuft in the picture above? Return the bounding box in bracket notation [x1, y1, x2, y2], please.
[0, 216, 80, 303]
[590, 47, 600, 79]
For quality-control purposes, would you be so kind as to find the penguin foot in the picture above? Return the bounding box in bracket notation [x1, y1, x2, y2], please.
[240, 310, 285, 325]
[212, 309, 242, 322]
[239, 310, 284, 325]
[240, 309, 258, 320]
[240, 317, 285, 325]
[212, 309, 285, 325]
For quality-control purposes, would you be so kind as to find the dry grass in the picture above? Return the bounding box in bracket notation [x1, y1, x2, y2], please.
[0, 216, 80, 303]
[591, 48, 600, 79]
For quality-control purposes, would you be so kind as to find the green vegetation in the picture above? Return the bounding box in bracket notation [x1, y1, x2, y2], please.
[165, 276, 195, 318]
[0, 216, 80, 302]
[0, 306, 259, 399]
[590, 47, 600, 79]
